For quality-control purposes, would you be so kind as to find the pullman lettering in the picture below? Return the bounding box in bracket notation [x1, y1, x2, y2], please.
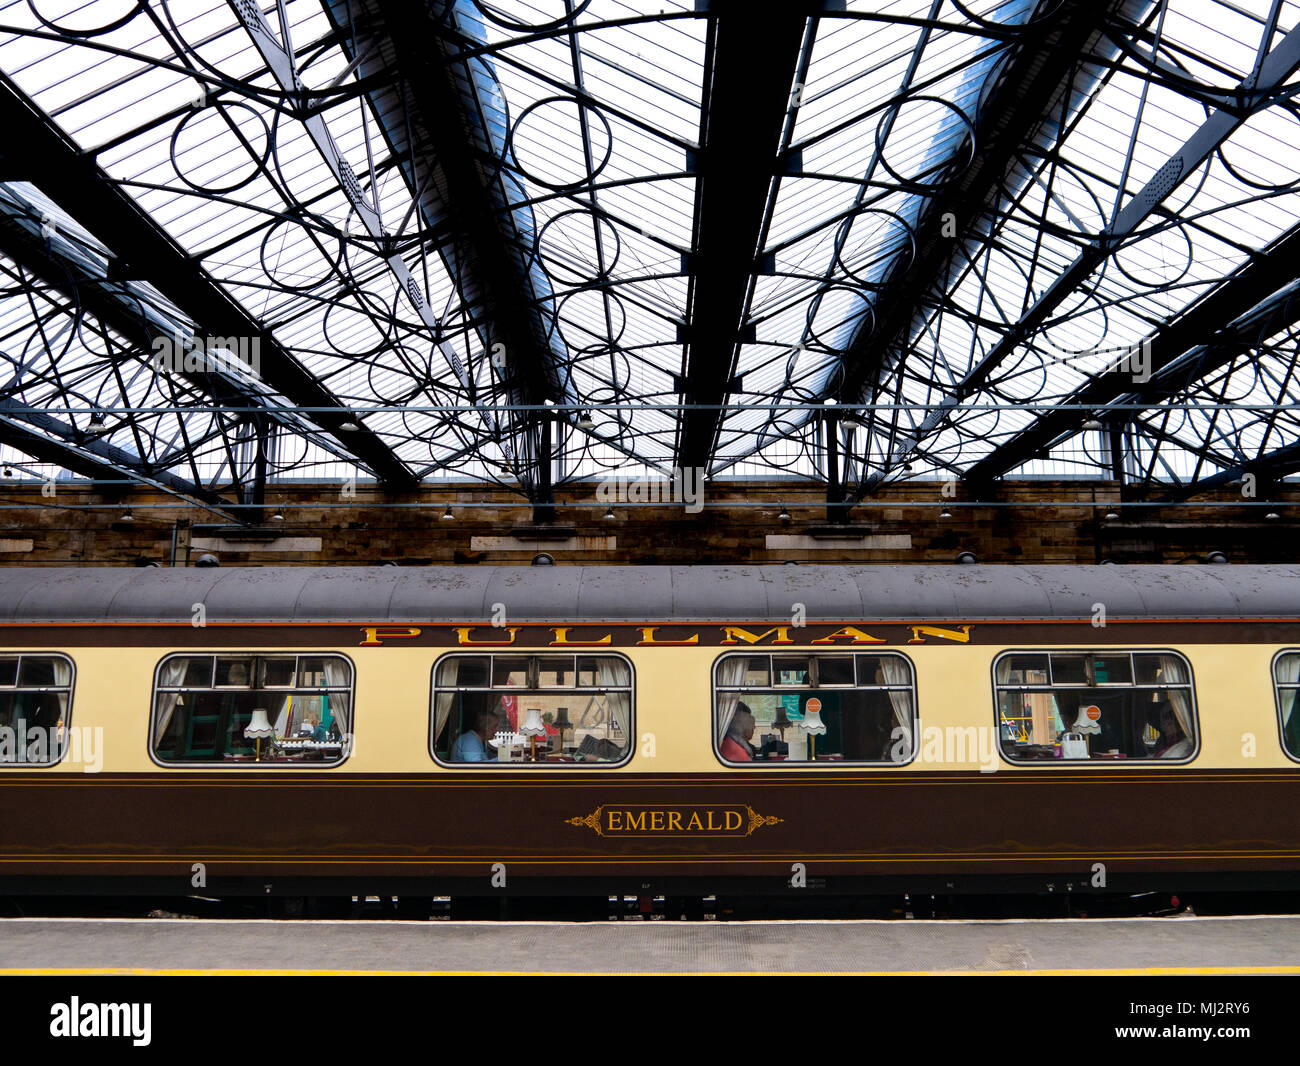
[359, 622, 976, 647]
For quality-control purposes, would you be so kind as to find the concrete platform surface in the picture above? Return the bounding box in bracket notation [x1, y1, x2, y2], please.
[1, 915, 1299, 974]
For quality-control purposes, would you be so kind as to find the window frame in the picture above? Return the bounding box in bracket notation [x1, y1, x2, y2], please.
[148, 651, 356, 769]
[429, 651, 636, 769]
[1269, 648, 1300, 765]
[711, 650, 919, 768]
[0, 652, 76, 770]
[991, 648, 1199, 768]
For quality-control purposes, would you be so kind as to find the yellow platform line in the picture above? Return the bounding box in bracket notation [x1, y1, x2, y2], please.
[3, 965, 1299, 976]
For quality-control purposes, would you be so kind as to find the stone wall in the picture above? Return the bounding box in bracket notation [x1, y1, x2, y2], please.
[0, 478, 1294, 566]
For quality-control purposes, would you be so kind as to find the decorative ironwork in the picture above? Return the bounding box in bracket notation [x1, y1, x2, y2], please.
[0, 0, 1295, 510]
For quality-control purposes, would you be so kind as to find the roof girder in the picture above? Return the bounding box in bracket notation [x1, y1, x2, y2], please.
[674, 1, 816, 470]
[0, 397, 236, 510]
[836, 0, 1128, 402]
[962, 221, 1300, 488]
[855, 13, 1300, 494]
[357, 0, 577, 499]
[0, 71, 418, 492]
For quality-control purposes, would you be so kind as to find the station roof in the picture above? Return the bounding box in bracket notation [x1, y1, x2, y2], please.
[1, 1, 1299, 520]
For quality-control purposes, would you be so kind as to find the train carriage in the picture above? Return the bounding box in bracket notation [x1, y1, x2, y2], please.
[0, 564, 1298, 906]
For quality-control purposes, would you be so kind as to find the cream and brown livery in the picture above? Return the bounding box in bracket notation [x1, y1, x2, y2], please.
[0, 564, 1298, 900]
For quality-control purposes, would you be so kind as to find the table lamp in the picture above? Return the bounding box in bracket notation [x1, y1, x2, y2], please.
[800, 698, 826, 760]
[772, 704, 792, 741]
[244, 707, 275, 761]
[520, 707, 546, 761]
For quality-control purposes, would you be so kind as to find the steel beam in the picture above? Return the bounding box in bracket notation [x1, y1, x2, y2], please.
[344, 0, 572, 499]
[1151, 438, 1300, 504]
[0, 72, 417, 491]
[856, 15, 1300, 492]
[675, 1, 818, 470]
[0, 197, 381, 482]
[0, 398, 235, 509]
[963, 221, 1300, 487]
[710, 0, 1128, 479]
[836, 0, 1123, 408]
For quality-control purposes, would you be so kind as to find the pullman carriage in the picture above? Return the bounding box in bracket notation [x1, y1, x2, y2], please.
[0, 564, 1297, 904]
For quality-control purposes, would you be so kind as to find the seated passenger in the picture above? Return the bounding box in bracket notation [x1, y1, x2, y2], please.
[1150, 702, 1193, 759]
[720, 705, 756, 762]
[451, 709, 503, 762]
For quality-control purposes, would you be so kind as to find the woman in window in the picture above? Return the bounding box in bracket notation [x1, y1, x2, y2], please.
[1149, 701, 1193, 759]
[452, 708, 504, 762]
[720, 703, 756, 762]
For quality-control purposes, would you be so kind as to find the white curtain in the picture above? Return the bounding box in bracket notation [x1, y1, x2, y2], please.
[1278, 654, 1300, 753]
[434, 659, 465, 751]
[49, 658, 71, 687]
[715, 657, 748, 744]
[1156, 654, 1194, 743]
[152, 657, 190, 749]
[597, 658, 631, 752]
[434, 692, 456, 753]
[878, 657, 914, 755]
[322, 658, 351, 735]
[37, 659, 73, 759]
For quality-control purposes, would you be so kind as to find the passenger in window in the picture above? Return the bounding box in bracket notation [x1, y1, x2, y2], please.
[298, 717, 329, 742]
[452, 708, 504, 762]
[1149, 701, 1192, 759]
[721, 704, 756, 762]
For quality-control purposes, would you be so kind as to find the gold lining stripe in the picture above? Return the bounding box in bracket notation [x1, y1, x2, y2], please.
[3, 851, 1300, 864]
[2, 965, 1298, 976]
[0, 772, 1297, 785]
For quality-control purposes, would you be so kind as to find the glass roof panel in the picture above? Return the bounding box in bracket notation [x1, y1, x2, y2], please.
[0, 0, 1297, 501]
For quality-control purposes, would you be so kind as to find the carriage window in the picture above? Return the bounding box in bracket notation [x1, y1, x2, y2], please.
[714, 652, 916, 765]
[995, 650, 1196, 763]
[151, 653, 353, 765]
[432, 654, 633, 766]
[1273, 653, 1300, 760]
[0, 654, 74, 767]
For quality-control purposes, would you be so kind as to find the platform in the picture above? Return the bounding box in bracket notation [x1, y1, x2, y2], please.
[1, 915, 1298, 975]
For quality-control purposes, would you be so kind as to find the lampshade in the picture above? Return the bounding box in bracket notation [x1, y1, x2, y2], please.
[772, 706, 792, 730]
[1071, 706, 1102, 735]
[799, 699, 827, 736]
[520, 707, 547, 737]
[244, 708, 274, 739]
